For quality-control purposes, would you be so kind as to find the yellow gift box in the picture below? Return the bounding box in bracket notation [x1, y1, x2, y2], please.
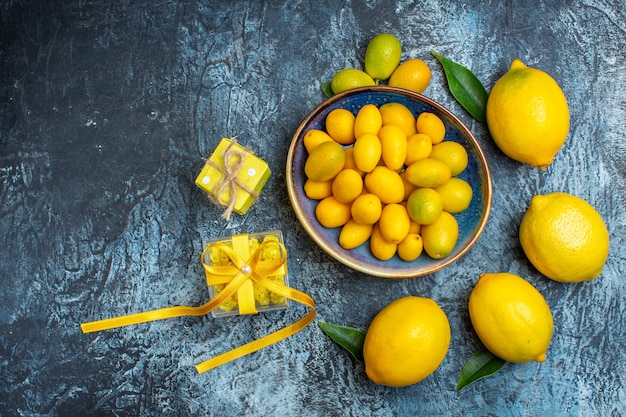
[195, 138, 271, 220]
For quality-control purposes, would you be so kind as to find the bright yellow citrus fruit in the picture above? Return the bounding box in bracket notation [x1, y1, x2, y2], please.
[304, 140, 345, 182]
[397, 233, 423, 262]
[339, 219, 374, 250]
[303, 179, 333, 200]
[352, 133, 382, 173]
[416, 112, 446, 144]
[351, 193, 382, 225]
[378, 124, 408, 171]
[406, 187, 444, 225]
[421, 211, 458, 259]
[325, 108, 356, 145]
[354, 104, 383, 138]
[330, 68, 376, 95]
[519, 192, 610, 282]
[379, 102, 417, 137]
[363, 296, 450, 387]
[364, 166, 405, 204]
[303, 129, 334, 153]
[469, 272, 554, 362]
[486, 59, 570, 168]
[364, 33, 402, 81]
[332, 169, 363, 204]
[429, 141, 468, 176]
[315, 196, 352, 228]
[435, 178, 473, 213]
[404, 158, 451, 188]
[388, 58, 432, 93]
[378, 203, 411, 244]
[405, 133, 433, 165]
[369, 223, 398, 261]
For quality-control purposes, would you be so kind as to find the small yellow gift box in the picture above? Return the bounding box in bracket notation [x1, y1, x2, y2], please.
[195, 138, 271, 220]
[202, 231, 290, 318]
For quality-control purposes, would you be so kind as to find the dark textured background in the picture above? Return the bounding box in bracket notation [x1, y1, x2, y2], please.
[1, 1, 624, 416]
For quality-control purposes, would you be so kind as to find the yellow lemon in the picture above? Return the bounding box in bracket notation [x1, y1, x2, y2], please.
[378, 124, 408, 171]
[519, 192, 609, 282]
[330, 68, 376, 95]
[343, 147, 363, 175]
[469, 272, 554, 362]
[363, 296, 450, 387]
[364, 33, 402, 81]
[486, 59, 570, 168]
[388, 58, 432, 93]
[354, 104, 383, 138]
[352, 133, 382, 173]
[332, 169, 363, 204]
[400, 171, 418, 201]
[435, 178, 473, 213]
[429, 141, 469, 176]
[378, 203, 411, 244]
[325, 108, 356, 145]
[304, 141, 345, 182]
[315, 196, 352, 228]
[304, 179, 333, 200]
[404, 158, 452, 188]
[397, 233, 424, 262]
[370, 223, 398, 261]
[303, 129, 334, 153]
[405, 133, 433, 165]
[351, 193, 382, 225]
[339, 219, 374, 250]
[364, 166, 405, 204]
[379, 102, 417, 137]
[421, 211, 458, 259]
[406, 187, 444, 225]
[416, 112, 446, 144]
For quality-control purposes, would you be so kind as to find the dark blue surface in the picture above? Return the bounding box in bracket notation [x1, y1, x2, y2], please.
[1, 1, 625, 416]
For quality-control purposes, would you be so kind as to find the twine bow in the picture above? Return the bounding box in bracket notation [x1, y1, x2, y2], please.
[206, 140, 259, 221]
[81, 236, 316, 374]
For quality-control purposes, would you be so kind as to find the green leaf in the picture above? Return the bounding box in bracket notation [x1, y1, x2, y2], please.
[318, 321, 366, 363]
[431, 51, 488, 123]
[321, 81, 334, 98]
[457, 347, 507, 390]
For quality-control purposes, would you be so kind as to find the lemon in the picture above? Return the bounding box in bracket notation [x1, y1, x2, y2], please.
[486, 59, 570, 168]
[351, 193, 382, 225]
[331, 169, 363, 204]
[364, 166, 405, 204]
[325, 108, 356, 145]
[416, 112, 446, 144]
[406, 187, 443, 225]
[378, 203, 411, 244]
[354, 104, 383, 138]
[304, 140, 345, 182]
[352, 133, 382, 173]
[405, 133, 433, 165]
[421, 211, 458, 259]
[388, 58, 432, 93]
[303, 129, 334, 153]
[339, 219, 374, 250]
[400, 171, 418, 201]
[469, 272, 554, 362]
[404, 158, 452, 188]
[303, 179, 333, 200]
[378, 124, 408, 171]
[330, 68, 376, 95]
[364, 33, 402, 81]
[435, 177, 473, 213]
[519, 192, 609, 282]
[315, 196, 352, 228]
[363, 296, 450, 387]
[397, 233, 423, 262]
[379, 102, 417, 137]
[370, 223, 398, 261]
[429, 141, 468, 176]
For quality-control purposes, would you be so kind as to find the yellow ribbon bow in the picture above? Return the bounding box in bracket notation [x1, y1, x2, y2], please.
[81, 235, 316, 374]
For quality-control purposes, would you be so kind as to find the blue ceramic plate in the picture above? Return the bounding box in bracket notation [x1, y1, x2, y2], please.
[286, 87, 492, 278]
